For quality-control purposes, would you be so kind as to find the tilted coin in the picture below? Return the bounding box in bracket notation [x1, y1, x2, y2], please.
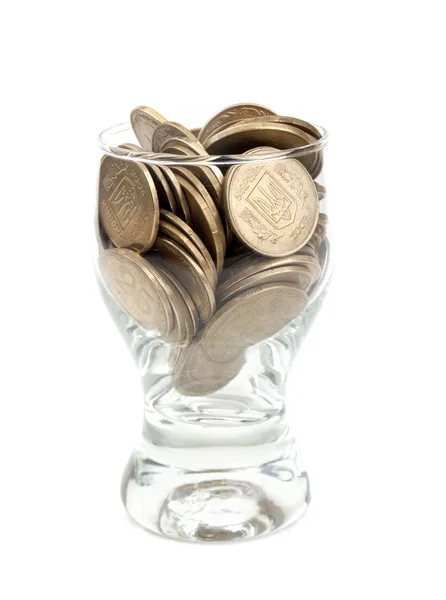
[144, 258, 195, 345]
[160, 209, 218, 289]
[153, 236, 216, 323]
[158, 166, 192, 225]
[201, 283, 309, 364]
[234, 115, 321, 141]
[204, 121, 320, 178]
[190, 127, 201, 137]
[146, 163, 177, 214]
[224, 157, 319, 257]
[219, 255, 319, 295]
[198, 103, 276, 143]
[159, 219, 218, 288]
[173, 338, 245, 396]
[218, 265, 313, 305]
[152, 121, 197, 153]
[160, 136, 208, 156]
[172, 168, 226, 272]
[130, 106, 166, 151]
[98, 155, 159, 253]
[154, 262, 200, 338]
[118, 143, 143, 152]
[315, 182, 326, 201]
[98, 248, 173, 335]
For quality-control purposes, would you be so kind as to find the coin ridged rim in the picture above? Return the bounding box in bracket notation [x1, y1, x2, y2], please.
[172, 168, 226, 272]
[158, 219, 218, 289]
[158, 166, 192, 225]
[98, 122, 328, 166]
[218, 265, 314, 304]
[98, 248, 174, 335]
[153, 236, 216, 323]
[98, 156, 160, 253]
[160, 209, 218, 288]
[198, 103, 276, 142]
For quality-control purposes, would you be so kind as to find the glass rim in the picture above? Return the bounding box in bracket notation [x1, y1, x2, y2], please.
[97, 121, 329, 167]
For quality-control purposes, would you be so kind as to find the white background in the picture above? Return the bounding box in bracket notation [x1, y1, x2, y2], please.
[1, 1, 445, 598]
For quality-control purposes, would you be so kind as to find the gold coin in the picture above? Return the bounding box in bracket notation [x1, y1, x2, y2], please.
[172, 168, 226, 272]
[153, 236, 216, 323]
[144, 259, 195, 345]
[98, 156, 159, 253]
[224, 158, 319, 257]
[154, 262, 200, 338]
[315, 182, 326, 201]
[173, 338, 245, 396]
[130, 106, 166, 151]
[219, 255, 319, 295]
[190, 127, 201, 137]
[160, 209, 218, 289]
[118, 143, 143, 152]
[160, 136, 207, 156]
[152, 121, 197, 153]
[204, 121, 320, 178]
[159, 219, 218, 288]
[201, 283, 308, 364]
[98, 248, 173, 335]
[198, 103, 276, 143]
[218, 265, 313, 305]
[158, 166, 192, 226]
[234, 115, 321, 141]
[146, 164, 177, 214]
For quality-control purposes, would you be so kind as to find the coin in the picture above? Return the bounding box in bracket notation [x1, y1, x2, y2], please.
[152, 122, 197, 153]
[173, 338, 245, 395]
[218, 265, 313, 305]
[146, 164, 177, 214]
[154, 262, 200, 338]
[159, 219, 218, 288]
[315, 182, 326, 201]
[201, 283, 309, 364]
[160, 209, 218, 289]
[234, 115, 321, 141]
[98, 248, 173, 335]
[145, 259, 195, 345]
[95, 212, 111, 252]
[153, 236, 216, 323]
[198, 103, 276, 143]
[130, 106, 166, 151]
[158, 166, 192, 225]
[98, 155, 159, 253]
[172, 168, 226, 272]
[160, 137, 208, 156]
[219, 255, 319, 295]
[224, 157, 319, 257]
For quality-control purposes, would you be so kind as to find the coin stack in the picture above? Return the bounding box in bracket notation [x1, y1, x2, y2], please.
[97, 103, 328, 394]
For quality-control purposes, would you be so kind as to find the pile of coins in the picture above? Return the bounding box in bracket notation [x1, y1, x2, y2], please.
[97, 103, 328, 394]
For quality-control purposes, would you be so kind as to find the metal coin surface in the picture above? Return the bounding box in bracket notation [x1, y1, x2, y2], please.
[173, 339, 245, 396]
[152, 122, 197, 153]
[234, 115, 321, 140]
[130, 106, 166, 151]
[98, 248, 173, 335]
[202, 283, 309, 364]
[145, 260, 195, 345]
[98, 156, 159, 253]
[224, 158, 319, 257]
[160, 209, 218, 289]
[146, 164, 177, 214]
[158, 166, 191, 225]
[153, 236, 216, 323]
[218, 265, 313, 305]
[160, 137, 208, 156]
[154, 263, 200, 338]
[172, 169, 226, 272]
[198, 103, 276, 143]
[159, 219, 218, 288]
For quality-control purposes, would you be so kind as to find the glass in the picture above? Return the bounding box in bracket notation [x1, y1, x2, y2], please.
[95, 118, 331, 542]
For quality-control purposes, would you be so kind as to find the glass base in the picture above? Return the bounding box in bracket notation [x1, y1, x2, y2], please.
[121, 439, 310, 542]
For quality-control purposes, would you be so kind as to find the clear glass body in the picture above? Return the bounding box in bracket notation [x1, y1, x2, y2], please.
[95, 120, 331, 542]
